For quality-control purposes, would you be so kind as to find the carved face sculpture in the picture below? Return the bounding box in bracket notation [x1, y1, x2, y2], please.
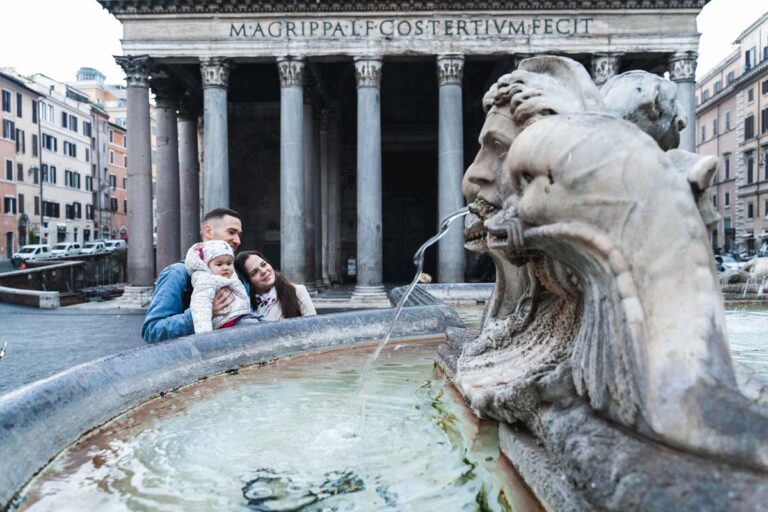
[601, 70, 686, 151]
[462, 56, 606, 253]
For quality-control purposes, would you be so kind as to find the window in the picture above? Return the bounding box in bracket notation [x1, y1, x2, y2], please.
[109, 174, 117, 189]
[17, 163, 23, 182]
[712, 194, 717, 208]
[86, 204, 93, 220]
[2, 119, 15, 140]
[745, 115, 755, 140]
[32, 100, 38, 124]
[73, 202, 82, 219]
[5, 159, 12, 181]
[109, 150, 114, 164]
[746, 47, 756, 70]
[42, 201, 60, 218]
[4, 196, 16, 214]
[109, 130, 113, 143]
[31, 134, 38, 157]
[763, 108, 768, 133]
[765, 200, 768, 218]
[747, 202, 754, 219]
[727, 70, 735, 84]
[42, 133, 57, 151]
[18, 193, 24, 214]
[701, 89, 710, 102]
[42, 165, 57, 184]
[122, 177, 127, 189]
[714, 80, 722, 93]
[123, 155, 127, 167]
[723, 153, 731, 179]
[61, 111, 68, 128]
[85, 148, 89, 162]
[747, 151, 755, 183]
[63, 141, 77, 158]
[34, 196, 39, 215]
[1, 90, 10, 113]
[110, 197, 118, 212]
[123, 199, 127, 213]
[85, 175, 93, 191]
[16, 93, 22, 117]
[725, 111, 731, 131]
[68, 115, 77, 132]
[15, 129, 25, 153]
[701, 125, 706, 143]
[32, 166, 38, 184]
[65, 204, 74, 220]
[713, 118, 719, 136]
[763, 81, 768, 95]
[748, 88, 755, 102]
[82, 121, 91, 137]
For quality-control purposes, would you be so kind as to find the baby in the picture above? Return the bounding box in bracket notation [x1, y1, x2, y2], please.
[185, 240, 250, 333]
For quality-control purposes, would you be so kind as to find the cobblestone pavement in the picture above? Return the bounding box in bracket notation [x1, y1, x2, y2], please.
[0, 302, 146, 396]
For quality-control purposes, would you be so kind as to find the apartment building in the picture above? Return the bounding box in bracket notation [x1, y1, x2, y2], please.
[28, 74, 95, 244]
[696, 10, 768, 256]
[696, 50, 740, 252]
[106, 122, 128, 239]
[734, 12, 768, 255]
[0, 71, 42, 259]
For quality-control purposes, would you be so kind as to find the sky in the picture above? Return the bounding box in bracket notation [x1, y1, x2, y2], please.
[0, 0, 767, 84]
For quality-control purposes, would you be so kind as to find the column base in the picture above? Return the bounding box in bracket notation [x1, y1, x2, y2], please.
[350, 285, 389, 302]
[118, 286, 154, 308]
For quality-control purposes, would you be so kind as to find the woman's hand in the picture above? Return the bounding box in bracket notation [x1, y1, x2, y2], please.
[212, 287, 234, 316]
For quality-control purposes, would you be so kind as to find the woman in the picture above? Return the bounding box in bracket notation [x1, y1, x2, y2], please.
[234, 250, 316, 320]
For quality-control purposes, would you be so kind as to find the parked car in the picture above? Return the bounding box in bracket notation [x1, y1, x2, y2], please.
[715, 255, 741, 272]
[50, 242, 82, 258]
[103, 239, 127, 252]
[11, 244, 53, 266]
[81, 241, 107, 255]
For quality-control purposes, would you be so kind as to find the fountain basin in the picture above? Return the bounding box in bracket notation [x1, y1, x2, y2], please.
[0, 305, 462, 508]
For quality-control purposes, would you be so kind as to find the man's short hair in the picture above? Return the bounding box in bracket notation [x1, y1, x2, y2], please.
[202, 208, 241, 224]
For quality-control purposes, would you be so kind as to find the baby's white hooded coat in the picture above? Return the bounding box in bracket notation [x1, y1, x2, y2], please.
[185, 241, 250, 333]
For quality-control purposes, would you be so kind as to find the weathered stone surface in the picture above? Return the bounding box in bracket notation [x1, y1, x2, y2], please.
[443, 55, 768, 511]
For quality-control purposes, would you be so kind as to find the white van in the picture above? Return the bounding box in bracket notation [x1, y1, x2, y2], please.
[81, 241, 107, 255]
[104, 239, 127, 252]
[50, 242, 82, 258]
[12, 244, 53, 263]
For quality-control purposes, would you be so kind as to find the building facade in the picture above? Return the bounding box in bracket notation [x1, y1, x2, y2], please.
[696, 10, 768, 257]
[99, 0, 706, 295]
[106, 122, 129, 240]
[0, 71, 42, 259]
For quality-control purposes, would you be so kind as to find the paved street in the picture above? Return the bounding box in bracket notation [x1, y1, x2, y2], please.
[0, 302, 146, 396]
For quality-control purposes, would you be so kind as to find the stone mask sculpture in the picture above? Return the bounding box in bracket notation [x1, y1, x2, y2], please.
[443, 56, 768, 510]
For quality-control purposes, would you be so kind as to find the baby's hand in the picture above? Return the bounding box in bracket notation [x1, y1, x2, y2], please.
[212, 287, 233, 316]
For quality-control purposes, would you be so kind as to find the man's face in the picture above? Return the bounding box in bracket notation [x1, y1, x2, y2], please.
[203, 215, 242, 251]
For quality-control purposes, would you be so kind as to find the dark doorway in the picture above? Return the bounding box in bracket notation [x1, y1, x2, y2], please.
[383, 151, 437, 283]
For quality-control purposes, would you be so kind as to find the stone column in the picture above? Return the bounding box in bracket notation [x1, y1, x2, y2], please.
[277, 57, 307, 284]
[312, 107, 324, 290]
[326, 103, 342, 284]
[200, 58, 230, 212]
[437, 55, 466, 283]
[668, 51, 697, 153]
[319, 108, 332, 287]
[351, 56, 387, 301]
[178, 94, 201, 255]
[115, 55, 154, 288]
[303, 90, 318, 293]
[151, 77, 181, 272]
[591, 53, 622, 87]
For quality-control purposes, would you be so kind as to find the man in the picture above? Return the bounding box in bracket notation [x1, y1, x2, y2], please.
[142, 208, 244, 342]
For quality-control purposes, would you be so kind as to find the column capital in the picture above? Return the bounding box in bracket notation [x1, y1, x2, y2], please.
[178, 93, 202, 121]
[591, 53, 623, 87]
[437, 55, 465, 86]
[150, 76, 182, 106]
[115, 55, 152, 88]
[277, 57, 305, 88]
[354, 57, 383, 88]
[200, 58, 230, 88]
[668, 51, 698, 82]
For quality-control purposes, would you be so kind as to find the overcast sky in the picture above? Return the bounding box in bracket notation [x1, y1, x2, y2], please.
[1, 0, 767, 84]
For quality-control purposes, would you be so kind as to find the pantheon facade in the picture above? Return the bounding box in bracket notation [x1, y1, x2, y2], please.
[99, 0, 706, 299]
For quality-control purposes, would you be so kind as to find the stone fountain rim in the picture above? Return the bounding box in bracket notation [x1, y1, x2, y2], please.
[0, 305, 463, 508]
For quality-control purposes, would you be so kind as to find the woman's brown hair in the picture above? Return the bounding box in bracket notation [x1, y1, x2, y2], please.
[234, 250, 304, 318]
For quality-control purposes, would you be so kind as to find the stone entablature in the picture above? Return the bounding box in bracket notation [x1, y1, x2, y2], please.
[98, 1, 708, 14]
[114, 11, 700, 59]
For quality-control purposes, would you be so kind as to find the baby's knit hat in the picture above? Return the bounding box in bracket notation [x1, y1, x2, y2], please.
[185, 240, 234, 273]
